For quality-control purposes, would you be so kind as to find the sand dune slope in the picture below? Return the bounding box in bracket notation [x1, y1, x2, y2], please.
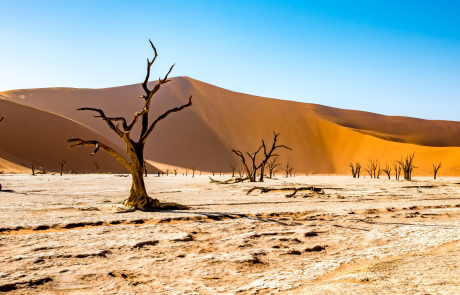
[2, 77, 460, 176]
[0, 99, 158, 174]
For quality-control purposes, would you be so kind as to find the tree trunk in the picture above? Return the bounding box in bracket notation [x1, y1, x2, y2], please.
[259, 165, 265, 182]
[124, 166, 160, 211]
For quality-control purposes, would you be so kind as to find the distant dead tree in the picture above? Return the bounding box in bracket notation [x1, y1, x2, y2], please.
[143, 158, 148, 177]
[393, 162, 401, 180]
[281, 162, 293, 178]
[382, 164, 392, 179]
[433, 162, 442, 179]
[364, 164, 373, 178]
[173, 168, 178, 176]
[238, 168, 244, 178]
[211, 170, 215, 176]
[185, 168, 189, 176]
[59, 157, 67, 176]
[39, 162, 46, 174]
[165, 167, 170, 176]
[23, 160, 40, 175]
[229, 164, 236, 178]
[67, 40, 192, 212]
[267, 156, 281, 179]
[231, 132, 291, 182]
[396, 153, 417, 181]
[349, 162, 361, 178]
[190, 165, 196, 177]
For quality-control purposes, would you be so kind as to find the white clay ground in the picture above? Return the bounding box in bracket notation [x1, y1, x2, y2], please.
[1, 174, 460, 294]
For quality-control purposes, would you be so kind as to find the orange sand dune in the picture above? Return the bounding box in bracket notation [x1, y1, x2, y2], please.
[2, 77, 460, 176]
[0, 99, 158, 174]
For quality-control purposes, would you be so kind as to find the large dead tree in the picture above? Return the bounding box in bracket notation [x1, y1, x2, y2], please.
[231, 132, 291, 182]
[67, 41, 192, 212]
[433, 162, 441, 180]
[396, 153, 417, 181]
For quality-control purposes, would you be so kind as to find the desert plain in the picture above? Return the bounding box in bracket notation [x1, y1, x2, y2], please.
[1, 173, 460, 294]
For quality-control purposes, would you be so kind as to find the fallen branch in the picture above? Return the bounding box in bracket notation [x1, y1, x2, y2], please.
[209, 176, 249, 184]
[247, 186, 324, 195]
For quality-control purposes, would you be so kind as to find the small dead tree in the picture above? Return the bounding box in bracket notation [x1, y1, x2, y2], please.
[24, 160, 40, 175]
[382, 164, 392, 179]
[173, 168, 178, 176]
[396, 153, 417, 181]
[67, 40, 192, 212]
[143, 159, 148, 177]
[39, 162, 47, 174]
[364, 165, 373, 178]
[165, 167, 170, 176]
[393, 162, 401, 180]
[185, 168, 189, 176]
[229, 164, 236, 178]
[190, 165, 196, 177]
[238, 168, 244, 178]
[211, 170, 215, 176]
[281, 162, 292, 178]
[231, 132, 291, 182]
[59, 157, 67, 176]
[433, 162, 442, 179]
[267, 156, 280, 179]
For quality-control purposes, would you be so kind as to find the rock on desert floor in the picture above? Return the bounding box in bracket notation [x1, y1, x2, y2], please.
[1, 174, 460, 294]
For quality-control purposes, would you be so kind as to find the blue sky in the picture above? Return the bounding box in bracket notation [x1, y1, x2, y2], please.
[1, 0, 460, 120]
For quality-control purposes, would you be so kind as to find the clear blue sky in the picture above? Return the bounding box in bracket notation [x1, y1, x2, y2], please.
[1, 0, 460, 120]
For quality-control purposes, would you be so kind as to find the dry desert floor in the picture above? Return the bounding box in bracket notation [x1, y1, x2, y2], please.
[1, 174, 460, 294]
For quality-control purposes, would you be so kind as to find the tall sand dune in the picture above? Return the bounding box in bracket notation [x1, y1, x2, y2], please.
[2, 76, 460, 176]
[0, 99, 158, 174]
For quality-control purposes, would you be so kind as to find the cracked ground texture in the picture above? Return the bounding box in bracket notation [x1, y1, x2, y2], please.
[1, 174, 460, 294]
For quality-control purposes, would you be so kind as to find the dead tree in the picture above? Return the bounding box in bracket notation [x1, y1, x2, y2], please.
[376, 164, 383, 179]
[393, 162, 401, 180]
[267, 156, 280, 179]
[39, 162, 46, 174]
[238, 168, 244, 178]
[185, 168, 189, 176]
[23, 160, 40, 175]
[231, 132, 291, 182]
[67, 40, 192, 212]
[396, 153, 417, 181]
[433, 162, 442, 179]
[281, 162, 293, 178]
[165, 167, 170, 176]
[349, 162, 361, 178]
[382, 164, 392, 179]
[59, 157, 67, 176]
[190, 165, 196, 177]
[211, 170, 215, 176]
[173, 168, 178, 176]
[143, 158, 148, 177]
[364, 165, 373, 178]
[229, 164, 236, 178]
